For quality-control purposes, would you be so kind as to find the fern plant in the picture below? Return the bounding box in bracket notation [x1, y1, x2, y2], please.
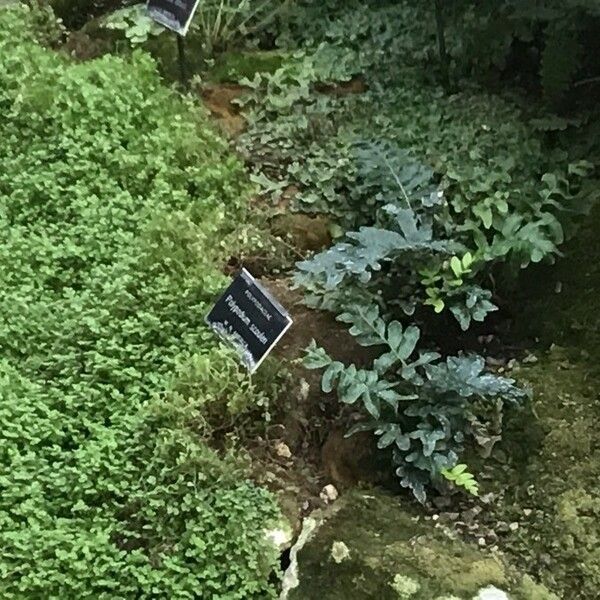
[304, 306, 524, 503]
[441, 464, 480, 497]
[295, 143, 501, 332]
[297, 147, 529, 502]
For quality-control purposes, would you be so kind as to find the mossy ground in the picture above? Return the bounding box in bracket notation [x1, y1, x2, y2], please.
[289, 490, 556, 600]
[485, 205, 600, 599]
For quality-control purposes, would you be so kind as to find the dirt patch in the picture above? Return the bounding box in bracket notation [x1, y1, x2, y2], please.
[61, 30, 110, 60]
[199, 83, 248, 137]
[263, 278, 373, 368]
[243, 278, 386, 531]
[270, 213, 332, 253]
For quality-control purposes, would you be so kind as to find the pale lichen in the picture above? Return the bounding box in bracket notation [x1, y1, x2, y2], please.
[391, 574, 420, 599]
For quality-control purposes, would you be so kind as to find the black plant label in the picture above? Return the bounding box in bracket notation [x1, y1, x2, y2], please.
[206, 269, 293, 373]
[147, 0, 200, 36]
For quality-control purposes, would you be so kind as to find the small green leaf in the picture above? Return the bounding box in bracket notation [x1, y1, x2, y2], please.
[322, 362, 344, 393]
[303, 341, 332, 369]
[450, 256, 462, 278]
[396, 325, 420, 360]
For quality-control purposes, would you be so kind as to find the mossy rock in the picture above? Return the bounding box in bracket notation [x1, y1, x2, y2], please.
[288, 490, 555, 600]
[479, 348, 600, 599]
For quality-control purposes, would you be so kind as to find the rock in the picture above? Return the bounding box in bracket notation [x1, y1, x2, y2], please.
[474, 586, 510, 600]
[496, 521, 510, 533]
[522, 353, 538, 364]
[390, 574, 420, 599]
[264, 519, 294, 553]
[462, 506, 483, 524]
[275, 442, 292, 459]
[330, 541, 350, 564]
[509, 522, 519, 532]
[288, 490, 544, 599]
[433, 496, 453, 510]
[479, 493, 496, 505]
[280, 517, 320, 600]
[485, 356, 506, 367]
[319, 484, 339, 504]
[486, 531, 499, 545]
[440, 512, 460, 521]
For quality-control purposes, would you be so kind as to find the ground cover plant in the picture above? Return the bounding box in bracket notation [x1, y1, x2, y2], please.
[231, 0, 599, 501]
[0, 5, 282, 597]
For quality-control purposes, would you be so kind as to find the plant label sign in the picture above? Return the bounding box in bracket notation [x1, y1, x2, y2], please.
[147, 0, 201, 36]
[205, 269, 292, 373]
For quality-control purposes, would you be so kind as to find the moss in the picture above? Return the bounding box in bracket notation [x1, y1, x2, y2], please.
[486, 350, 600, 599]
[289, 490, 527, 600]
[495, 197, 600, 597]
[514, 576, 560, 600]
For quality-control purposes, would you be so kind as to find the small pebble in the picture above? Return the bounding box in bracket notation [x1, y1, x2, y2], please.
[440, 512, 460, 521]
[320, 484, 339, 504]
[486, 356, 506, 367]
[496, 521, 509, 533]
[275, 442, 292, 459]
[522, 353, 538, 364]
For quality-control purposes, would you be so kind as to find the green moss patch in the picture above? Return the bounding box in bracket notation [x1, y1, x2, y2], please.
[490, 202, 600, 598]
[289, 490, 553, 600]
